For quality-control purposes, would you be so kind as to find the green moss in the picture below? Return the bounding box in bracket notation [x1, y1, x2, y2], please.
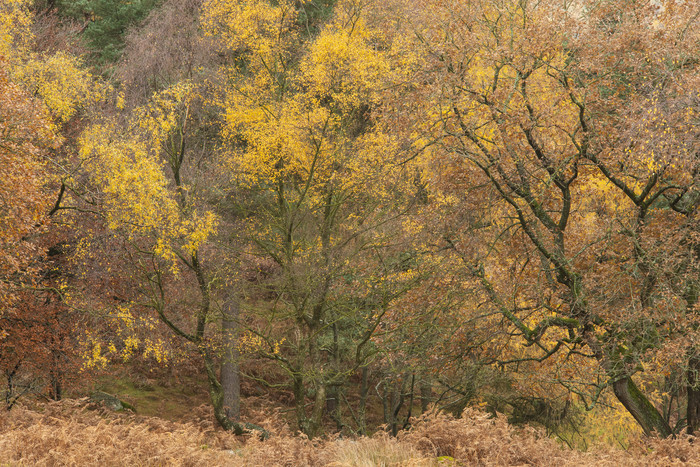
[95, 375, 208, 421]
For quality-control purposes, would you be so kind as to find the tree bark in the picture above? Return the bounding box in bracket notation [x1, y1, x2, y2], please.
[204, 351, 269, 437]
[613, 376, 672, 437]
[420, 377, 432, 413]
[49, 366, 62, 401]
[326, 384, 343, 431]
[301, 383, 326, 438]
[358, 367, 368, 435]
[685, 288, 699, 435]
[293, 371, 311, 434]
[388, 378, 405, 436]
[687, 356, 700, 435]
[221, 291, 240, 420]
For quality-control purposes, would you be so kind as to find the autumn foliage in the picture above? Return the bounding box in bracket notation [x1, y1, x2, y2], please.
[0, 62, 56, 305]
[1, 0, 699, 462]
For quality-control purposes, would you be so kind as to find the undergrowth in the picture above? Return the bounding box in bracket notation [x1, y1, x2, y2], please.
[0, 400, 698, 466]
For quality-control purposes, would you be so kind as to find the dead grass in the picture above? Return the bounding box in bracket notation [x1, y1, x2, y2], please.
[0, 399, 238, 466]
[1, 401, 699, 466]
[400, 408, 699, 466]
[318, 436, 436, 466]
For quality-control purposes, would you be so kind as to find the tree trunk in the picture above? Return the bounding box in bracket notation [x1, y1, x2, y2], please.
[381, 380, 390, 424]
[326, 384, 342, 431]
[221, 292, 240, 420]
[685, 290, 699, 435]
[687, 356, 700, 436]
[358, 367, 369, 435]
[613, 376, 672, 437]
[326, 322, 342, 431]
[305, 383, 326, 438]
[49, 367, 62, 401]
[203, 351, 269, 437]
[204, 351, 240, 433]
[420, 378, 432, 413]
[389, 378, 404, 436]
[293, 372, 308, 433]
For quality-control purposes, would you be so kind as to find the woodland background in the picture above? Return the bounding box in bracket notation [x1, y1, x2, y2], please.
[1, 0, 699, 464]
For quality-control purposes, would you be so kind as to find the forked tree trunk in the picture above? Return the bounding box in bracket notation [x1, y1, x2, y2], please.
[204, 351, 242, 434]
[613, 377, 672, 437]
[295, 378, 327, 438]
[204, 351, 268, 437]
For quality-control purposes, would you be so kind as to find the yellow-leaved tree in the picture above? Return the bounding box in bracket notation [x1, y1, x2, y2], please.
[77, 79, 259, 431]
[203, 0, 428, 436]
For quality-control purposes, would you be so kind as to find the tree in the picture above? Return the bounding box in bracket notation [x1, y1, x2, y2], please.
[0, 62, 63, 405]
[117, 0, 217, 106]
[407, 0, 699, 437]
[57, 0, 162, 64]
[1, 0, 109, 407]
[203, 0, 429, 436]
[77, 78, 257, 430]
[0, 63, 56, 305]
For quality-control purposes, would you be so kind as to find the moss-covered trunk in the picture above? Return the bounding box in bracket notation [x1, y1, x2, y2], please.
[613, 377, 672, 437]
[203, 351, 243, 434]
